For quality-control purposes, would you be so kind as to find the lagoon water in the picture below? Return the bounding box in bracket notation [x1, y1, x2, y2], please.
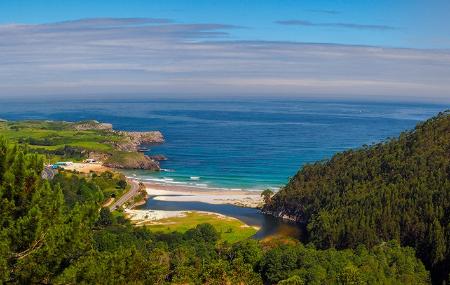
[0, 98, 446, 190]
[144, 197, 303, 239]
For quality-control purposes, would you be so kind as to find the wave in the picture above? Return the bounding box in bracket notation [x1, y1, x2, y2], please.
[128, 174, 273, 192]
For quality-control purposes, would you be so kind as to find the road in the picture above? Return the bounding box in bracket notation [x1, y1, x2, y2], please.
[109, 179, 140, 211]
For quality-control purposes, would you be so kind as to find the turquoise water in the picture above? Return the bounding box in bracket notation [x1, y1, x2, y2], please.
[0, 98, 446, 190]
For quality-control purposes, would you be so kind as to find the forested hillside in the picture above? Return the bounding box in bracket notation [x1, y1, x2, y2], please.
[0, 135, 431, 283]
[264, 111, 450, 283]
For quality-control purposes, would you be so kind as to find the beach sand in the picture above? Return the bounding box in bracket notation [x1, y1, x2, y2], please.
[121, 182, 264, 232]
[62, 162, 110, 173]
[125, 209, 188, 225]
[143, 182, 264, 208]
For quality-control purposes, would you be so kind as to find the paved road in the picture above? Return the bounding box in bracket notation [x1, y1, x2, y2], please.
[109, 179, 140, 211]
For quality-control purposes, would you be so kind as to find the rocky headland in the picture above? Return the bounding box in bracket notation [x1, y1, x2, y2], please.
[72, 120, 113, 131]
[103, 152, 161, 170]
[72, 120, 165, 171]
[114, 131, 164, 152]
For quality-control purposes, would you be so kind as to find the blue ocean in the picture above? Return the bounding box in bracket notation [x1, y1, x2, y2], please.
[0, 98, 446, 190]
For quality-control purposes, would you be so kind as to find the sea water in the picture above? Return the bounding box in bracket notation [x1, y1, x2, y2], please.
[0, 97, 446, 191]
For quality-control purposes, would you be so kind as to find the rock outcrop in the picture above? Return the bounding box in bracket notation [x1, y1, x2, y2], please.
[72, 120, 113, 131]
[114, 131, 164, 152]
[261, 210, 300, 222]
[104, 153, 160, 170]
[149, 154, 167, 161]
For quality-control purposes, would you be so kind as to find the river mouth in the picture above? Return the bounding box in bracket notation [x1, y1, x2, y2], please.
[139, 195, 304, 240]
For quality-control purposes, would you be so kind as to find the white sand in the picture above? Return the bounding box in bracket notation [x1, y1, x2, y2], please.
[152, 193, 260, 205]
[125, 209, 187, 225]
[145, 185, 263, 208]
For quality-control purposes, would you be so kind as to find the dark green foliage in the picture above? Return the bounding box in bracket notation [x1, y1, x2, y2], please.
[260, 241, 429, 284]
[96, 207, 113, 227]
[116, 179, 127, 190]
[0, 140, 98, 283]
[261, 188, 274, 204]
[18, 136, 58, 146]
[0, 138, 435, 284]
[265, 111, 450, 283]
[32, 145, 88, 160]
[185, 223, 220, 243]
[50, 172, 104, 207]
[230, 239, 263, 268]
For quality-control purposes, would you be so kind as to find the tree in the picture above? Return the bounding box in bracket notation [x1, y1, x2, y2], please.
[116, 179, 127, 189]
[278, 275, 305, 285]
[185, 223, 220, 243]
[96, 207, 113, 227]
[261, 189, 274, 205]
[337, 265, 364, 285]
[429, 219, 446, 265]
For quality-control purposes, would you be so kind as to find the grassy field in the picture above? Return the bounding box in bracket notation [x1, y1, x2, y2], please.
[145, 212, 258, 243]
[0, 120, 127, 163]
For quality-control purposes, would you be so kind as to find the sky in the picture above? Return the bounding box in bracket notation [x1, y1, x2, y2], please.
[1, 0, 450, 102]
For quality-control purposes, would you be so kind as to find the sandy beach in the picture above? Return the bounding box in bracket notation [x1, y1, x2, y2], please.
[142, 182, 264, 208]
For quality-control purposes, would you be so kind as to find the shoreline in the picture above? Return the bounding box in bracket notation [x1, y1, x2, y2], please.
[124, 209, 261, 231]
[142, 181, 264, 208]
[123, 179, 265, 231]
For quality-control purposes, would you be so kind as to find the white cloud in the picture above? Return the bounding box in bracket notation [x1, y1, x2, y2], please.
[0, 18, 449, 102]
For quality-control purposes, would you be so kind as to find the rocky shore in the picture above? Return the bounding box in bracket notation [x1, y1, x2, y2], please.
[72, 120, 165, 171]
[260, 210, 300, 222]
[103, 152, 160, 170]
[114, 131, 164, 152]
[72, 120, 113, 131]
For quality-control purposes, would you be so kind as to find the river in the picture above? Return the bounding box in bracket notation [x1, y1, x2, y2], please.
[140, 195, 304, 240]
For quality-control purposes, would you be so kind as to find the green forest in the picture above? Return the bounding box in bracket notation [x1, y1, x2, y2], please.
[264, 111, 450, 284]
[0, 125, 437, 283]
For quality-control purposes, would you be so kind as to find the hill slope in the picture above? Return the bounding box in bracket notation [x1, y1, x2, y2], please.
[264, 110, 450, 283]
[0, 139, 430, 284]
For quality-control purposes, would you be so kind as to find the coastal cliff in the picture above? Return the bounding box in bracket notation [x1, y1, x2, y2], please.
[70, 121, 165, 170]
[73, 121, 165, 170]
[114, 131, 164, 152]
[103, 151, 160, 170]
[1, 119, 165, 171]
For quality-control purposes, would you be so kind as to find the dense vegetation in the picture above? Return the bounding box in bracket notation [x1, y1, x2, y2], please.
[50, 170, 128, 207]
[0, 137, 432, 283]
[264, 111, 450, 283]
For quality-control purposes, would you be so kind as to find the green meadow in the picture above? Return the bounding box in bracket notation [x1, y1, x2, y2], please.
[0, 120, 126, 162]
[144, 211, 258, 243]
